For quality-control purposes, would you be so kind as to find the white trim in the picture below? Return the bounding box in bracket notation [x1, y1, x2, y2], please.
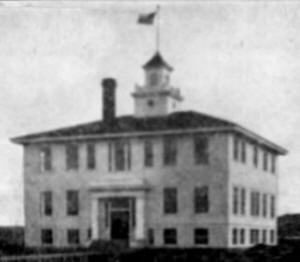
[11, 125, 287, 155]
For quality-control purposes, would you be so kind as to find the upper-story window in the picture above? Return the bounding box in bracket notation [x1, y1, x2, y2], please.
[271, 154, 276, 174]
[233, 136, 247, 163]
[241, 140, 246, 163]
[270, 195, 276, 218]
[233, 187, 239, 215]
[253, 145, 258, 168]
[241, 188, 246, 215]
[40, 146, 52, 172]
[108, 139, 131, 172]
[87, 143, 96, 170]
[262, 193, 268, 217]
[144, 139, 154, 167]
[233, 186, 246, 215]
[66, 190, 79, 216]
[233, 136, 239, 161]
[66, 144, 79, 170]
[194, 135, 209, 165]
[163, 136, 177, 166]
[250, 191, 260, 217]
[163, 187, 177, 214]
[194, 186, 209, 213]
[263, 150, 268, 171]
[41, 191, 52, 216]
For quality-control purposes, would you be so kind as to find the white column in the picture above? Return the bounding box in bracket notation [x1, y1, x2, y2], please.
[135, 195, 145, 240]
[91, 197, 99, 240]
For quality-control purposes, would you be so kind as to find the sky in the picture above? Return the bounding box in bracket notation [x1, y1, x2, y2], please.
[0, 0, 299, 225]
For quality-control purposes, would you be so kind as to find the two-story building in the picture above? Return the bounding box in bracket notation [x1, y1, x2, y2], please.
[11, 52, 287, 248]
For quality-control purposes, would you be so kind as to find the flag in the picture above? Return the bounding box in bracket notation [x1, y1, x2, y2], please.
[138, 12, 156, 25]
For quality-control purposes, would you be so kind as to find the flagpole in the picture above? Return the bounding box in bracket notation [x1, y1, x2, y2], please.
[156, 5, 160, 52]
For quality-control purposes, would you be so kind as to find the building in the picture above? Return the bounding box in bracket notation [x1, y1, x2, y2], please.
[11, 52, 287, 248]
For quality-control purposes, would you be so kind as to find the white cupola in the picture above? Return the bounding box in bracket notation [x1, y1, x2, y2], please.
[132, 52, 183, 117]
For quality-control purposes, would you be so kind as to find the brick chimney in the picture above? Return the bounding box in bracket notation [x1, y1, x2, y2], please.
[102, 78, 116, 124]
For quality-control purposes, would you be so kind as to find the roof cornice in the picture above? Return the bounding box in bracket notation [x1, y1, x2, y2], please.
[11, 125, 287, 155]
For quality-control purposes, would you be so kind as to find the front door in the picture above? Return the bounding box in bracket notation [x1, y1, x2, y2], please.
[110, 211, 130, 242]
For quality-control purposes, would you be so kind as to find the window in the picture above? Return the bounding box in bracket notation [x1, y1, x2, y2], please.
[253, 145, 258, 167]
[148, 228, 154, 245]
[270, 195, 276, 218]
[250, 229, 259, 244]
[164, 188, 177, 214]
[108, 142, 112, 172]
[163, 228, 177, 245]
[41, 229, 53, 245]
[105, 201, 109, 228]
[240, 229, 245, 244]
[233, 187, 239, 215]
[263, 151, 268, 171]
[241, 140, 246, 163]
[67, 190, 79, 216]
[41, 191, 52, 216]
[144, 140, 154, 167]
[262, 194, 267, 217]
[66, 144, 79, 170]
[40, 146, 52, 172]
[163, 136, 177, 166]
[262, 229, 267, 244]
[67, 229, 80, 245]
[130, 198, 136, 227]
[194, 186, 209, 213]
[233, 136, 239, 161]
[194, 228, 209, 245]
[232, 228, 238, 245]
[149, 72, 160, 86]
[115, 140, 126, 171]
[87, 144, 96, 170]
[271, 154, 276, 174]
[110, 139, 131, 172]
[241, 188, 246, 215]
[87, 228, 92, 240]
[194, 135, 209, 164]
[270, 230, 275, 244]
[251, 191, 260, 216]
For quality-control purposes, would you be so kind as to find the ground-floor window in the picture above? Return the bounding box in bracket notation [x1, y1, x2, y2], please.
[240, 229, 245, 244]
[262, 229, 267, 244]
[87, 228, 92, 240]
[194, 228, 209, 245]
[270, 230, 275, 244]
[232, 228, 238, 245]
[163, 228, 177, 245]
[41, 228, 53, 245]
[250, 229, 259, 244]
[67, 229, 80, 245]
[148, 228, 154, 245]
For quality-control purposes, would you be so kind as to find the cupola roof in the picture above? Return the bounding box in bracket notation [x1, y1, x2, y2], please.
[143, 52, 173, 71]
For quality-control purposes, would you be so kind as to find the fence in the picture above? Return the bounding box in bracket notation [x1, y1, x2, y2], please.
[0, 252, 103, 262]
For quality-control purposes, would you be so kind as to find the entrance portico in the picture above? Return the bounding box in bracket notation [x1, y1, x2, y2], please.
[89, 177, 149, 247]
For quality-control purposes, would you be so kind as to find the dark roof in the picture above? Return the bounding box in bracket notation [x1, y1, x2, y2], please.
[12, 111, 232, 140]
[11, 110, 287, 155]
[143, 52, 173, 71]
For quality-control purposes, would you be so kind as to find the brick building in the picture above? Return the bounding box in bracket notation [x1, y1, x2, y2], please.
[12, 52, 287, 248]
